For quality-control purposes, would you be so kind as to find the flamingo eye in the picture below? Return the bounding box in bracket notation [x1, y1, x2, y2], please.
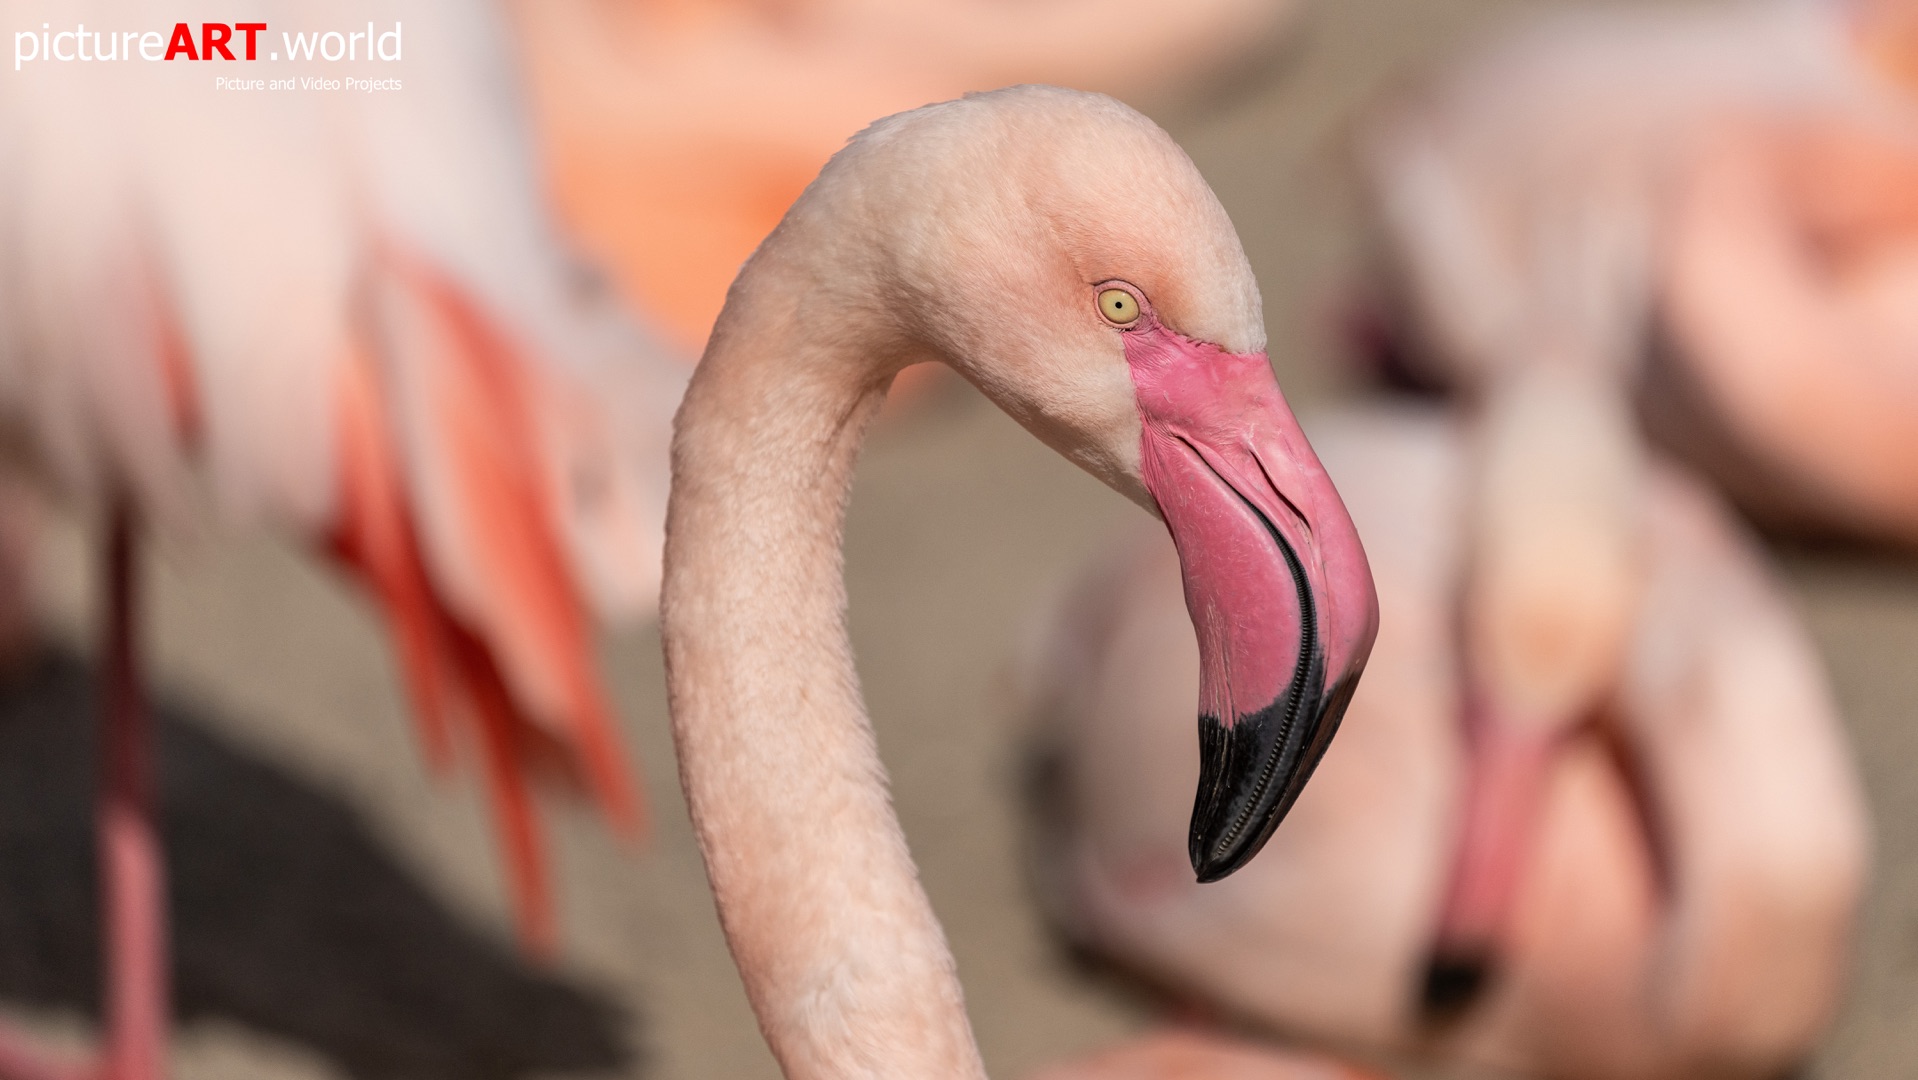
[1098, 288, 1140, 325]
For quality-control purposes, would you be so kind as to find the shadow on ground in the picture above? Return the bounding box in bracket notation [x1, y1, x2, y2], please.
[0, 652, 633, 1080]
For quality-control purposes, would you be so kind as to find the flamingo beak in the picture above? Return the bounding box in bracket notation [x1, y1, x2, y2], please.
[1126, 324, 1379, 882]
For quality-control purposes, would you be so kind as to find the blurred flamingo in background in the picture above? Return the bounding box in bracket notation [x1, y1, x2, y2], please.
[1346, 3, 1914, 1034]
[1022, 407, 1868, 1079]
[1357, 0, 1910, 1051]
[0, 0, 683, 1076]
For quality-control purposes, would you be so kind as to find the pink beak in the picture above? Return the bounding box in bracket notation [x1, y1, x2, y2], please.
[1126, 317, 1379, 881]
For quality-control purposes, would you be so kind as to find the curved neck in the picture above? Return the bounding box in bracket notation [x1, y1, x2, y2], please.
[659, 291, 986, 1078]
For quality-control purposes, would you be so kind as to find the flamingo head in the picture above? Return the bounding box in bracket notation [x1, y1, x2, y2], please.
[790, 86, 1380, 880]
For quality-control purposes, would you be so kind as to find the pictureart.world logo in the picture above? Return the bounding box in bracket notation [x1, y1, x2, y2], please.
[14, 20, 402, 72]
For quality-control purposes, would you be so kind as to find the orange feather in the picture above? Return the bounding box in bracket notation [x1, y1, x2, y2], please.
[327, 258, 647, 953]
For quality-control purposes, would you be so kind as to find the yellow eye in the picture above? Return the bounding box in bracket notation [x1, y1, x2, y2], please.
[1098, 288, 1140, 325]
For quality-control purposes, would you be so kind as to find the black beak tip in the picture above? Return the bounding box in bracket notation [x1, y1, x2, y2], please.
[1186, 672, 1362, 883]
[1190, 848, 1243, 885]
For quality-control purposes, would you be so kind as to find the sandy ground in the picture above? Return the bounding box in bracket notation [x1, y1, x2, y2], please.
[2, 0, 1915, 1077]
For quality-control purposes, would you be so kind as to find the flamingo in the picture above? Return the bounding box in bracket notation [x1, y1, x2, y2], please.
[1021, 406, 1869, 1078]
[658, 85, 1380, 1077]
[1335, 0, 1907, 1024]
[0, 0, 681, 1075]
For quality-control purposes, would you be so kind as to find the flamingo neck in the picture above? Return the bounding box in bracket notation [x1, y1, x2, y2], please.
[660, 294, 987, 1079]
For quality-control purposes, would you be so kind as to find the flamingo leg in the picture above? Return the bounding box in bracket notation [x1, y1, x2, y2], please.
[0, 511, 165, 1080]
[97, 511, 167, 1080]
[0, 1028, 84, 1080]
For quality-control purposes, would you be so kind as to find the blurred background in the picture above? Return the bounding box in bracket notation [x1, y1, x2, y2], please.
[2, 0, 1916, 1078]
